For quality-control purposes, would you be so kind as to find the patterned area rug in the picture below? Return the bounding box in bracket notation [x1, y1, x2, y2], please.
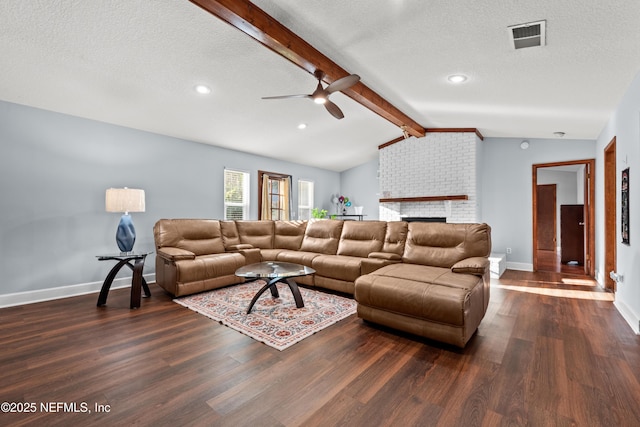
[174, 280, 357, 351]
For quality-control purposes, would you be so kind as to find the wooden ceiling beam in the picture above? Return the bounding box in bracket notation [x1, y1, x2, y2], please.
[189, 0, 426, 138]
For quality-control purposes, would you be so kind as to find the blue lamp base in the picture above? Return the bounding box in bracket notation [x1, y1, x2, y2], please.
[116, 213, 136, 252]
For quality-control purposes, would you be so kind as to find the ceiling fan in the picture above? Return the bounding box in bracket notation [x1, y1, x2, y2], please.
[262, 70, 360, 119]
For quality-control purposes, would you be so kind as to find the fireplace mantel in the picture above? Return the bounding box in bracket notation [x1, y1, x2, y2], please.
[379, 195, 468, 203]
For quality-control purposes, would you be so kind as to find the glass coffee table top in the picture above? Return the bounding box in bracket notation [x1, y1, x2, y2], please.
[235, 262, 315, 314]
[235, 261, 315, 279]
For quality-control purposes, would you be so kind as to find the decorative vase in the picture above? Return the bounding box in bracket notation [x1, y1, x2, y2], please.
[116, 213, 136, 252]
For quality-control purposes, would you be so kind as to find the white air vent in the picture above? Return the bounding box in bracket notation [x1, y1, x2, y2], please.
[508, 20, 546, 49]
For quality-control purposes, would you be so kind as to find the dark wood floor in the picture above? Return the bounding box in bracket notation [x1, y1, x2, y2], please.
[536, 249, 587, 275]
[2, 270, 639, 426]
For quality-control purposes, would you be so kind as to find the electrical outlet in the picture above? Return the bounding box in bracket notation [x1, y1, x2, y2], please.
[506, 248, 512, 254]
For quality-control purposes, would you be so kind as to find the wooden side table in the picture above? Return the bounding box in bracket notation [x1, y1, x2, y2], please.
[96, 252, 152, 308]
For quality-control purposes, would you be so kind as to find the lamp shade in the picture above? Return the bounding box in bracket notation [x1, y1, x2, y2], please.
[105, 188, 145, 213]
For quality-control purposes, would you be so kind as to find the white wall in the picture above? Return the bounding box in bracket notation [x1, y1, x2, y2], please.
[378, 132, 481, 222]
[595, 70, 640, 333]
[481, 138, 596, 270]
[577, 165, 585, 204]
[0, 101, 339, 302]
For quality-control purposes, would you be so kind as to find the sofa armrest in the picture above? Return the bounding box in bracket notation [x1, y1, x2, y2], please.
[239, 248, 261, 265]
[224, 243, 260, 264]
[361, 257, 401, 275]
[451, 257, 489, 276]
[157, 247, 196, 262]
[227, 243, 254, 251]
[368, 252, 402, 261]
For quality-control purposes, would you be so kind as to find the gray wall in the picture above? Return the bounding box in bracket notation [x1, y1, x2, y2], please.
[0, 101, 339, 296]
[340, 158, 379, 220]
[595, 70, 640, 331]
[481, 138, 596, 268]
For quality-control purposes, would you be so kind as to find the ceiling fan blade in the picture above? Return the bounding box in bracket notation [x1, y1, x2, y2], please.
[261, 94, 312, 100]
[326, 74, 360, 94]
[324, 100, 344, 119]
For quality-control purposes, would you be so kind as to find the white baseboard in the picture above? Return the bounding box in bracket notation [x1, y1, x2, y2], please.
[594, 270, 639, 335]
[595, 269, 604, 286]
[613, 299, 640, 335]
[0, 274, 155, 308]
[506, 261, 534, 272]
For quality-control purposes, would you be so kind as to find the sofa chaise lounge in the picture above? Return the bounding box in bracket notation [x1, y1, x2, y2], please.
[153, 219, 492, 347]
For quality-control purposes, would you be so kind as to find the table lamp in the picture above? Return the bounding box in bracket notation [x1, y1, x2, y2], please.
[105, 188, 145, 252]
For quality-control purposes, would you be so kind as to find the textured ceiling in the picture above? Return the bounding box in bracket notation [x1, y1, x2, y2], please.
[1, 1, 639, 171]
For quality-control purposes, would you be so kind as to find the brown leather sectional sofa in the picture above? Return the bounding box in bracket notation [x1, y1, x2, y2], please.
[153, 218, 492, 347]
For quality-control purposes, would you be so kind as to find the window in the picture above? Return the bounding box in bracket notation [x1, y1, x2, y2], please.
[224, 169, 249, 220]
[298, 180, 314, 220]
[258, 171, 291, 220]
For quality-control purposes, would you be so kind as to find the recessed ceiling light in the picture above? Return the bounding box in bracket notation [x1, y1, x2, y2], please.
[447, 74, 467, 84]
[297, 123, 307, 130]
[194, 84, 211, 95]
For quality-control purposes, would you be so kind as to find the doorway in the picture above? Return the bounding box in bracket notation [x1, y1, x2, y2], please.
[532, 159, 595, 276]
[604, 137, 617, 291]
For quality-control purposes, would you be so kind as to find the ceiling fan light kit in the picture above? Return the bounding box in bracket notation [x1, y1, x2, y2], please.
[262, 70, 360, 119]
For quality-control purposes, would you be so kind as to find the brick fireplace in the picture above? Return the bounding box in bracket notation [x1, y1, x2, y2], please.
[378, 131, 483, 223]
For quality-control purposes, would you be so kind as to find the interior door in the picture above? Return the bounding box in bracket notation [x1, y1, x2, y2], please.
[536, 184, 556, 251]
[560, 204, 585, 264]
[604, 138, 617, 290]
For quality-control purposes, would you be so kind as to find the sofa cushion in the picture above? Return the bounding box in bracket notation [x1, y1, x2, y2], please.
[276, 250, 323, 266]
[382, 221, 408, 256]
[369, 263, 483, 289]
[336, 221, 386, 257]
[220, 221, 241, 249]
[260, 248, 287, 261]
[154, 219, 225, 256]
[236, 220, 274, 249]
[402, 223, 491, 268]
[312, 255, 364, 282]
[355, 264, 483, 326]
[299, 219, 343, 255]
[175, 252, 246, 283]
[274, 220, 307, 250]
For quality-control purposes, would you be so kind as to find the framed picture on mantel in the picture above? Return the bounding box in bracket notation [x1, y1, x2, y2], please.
[621, 167, 629, 245]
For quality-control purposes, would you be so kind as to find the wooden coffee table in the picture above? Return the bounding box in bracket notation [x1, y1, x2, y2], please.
[235, 261, 315, 314]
